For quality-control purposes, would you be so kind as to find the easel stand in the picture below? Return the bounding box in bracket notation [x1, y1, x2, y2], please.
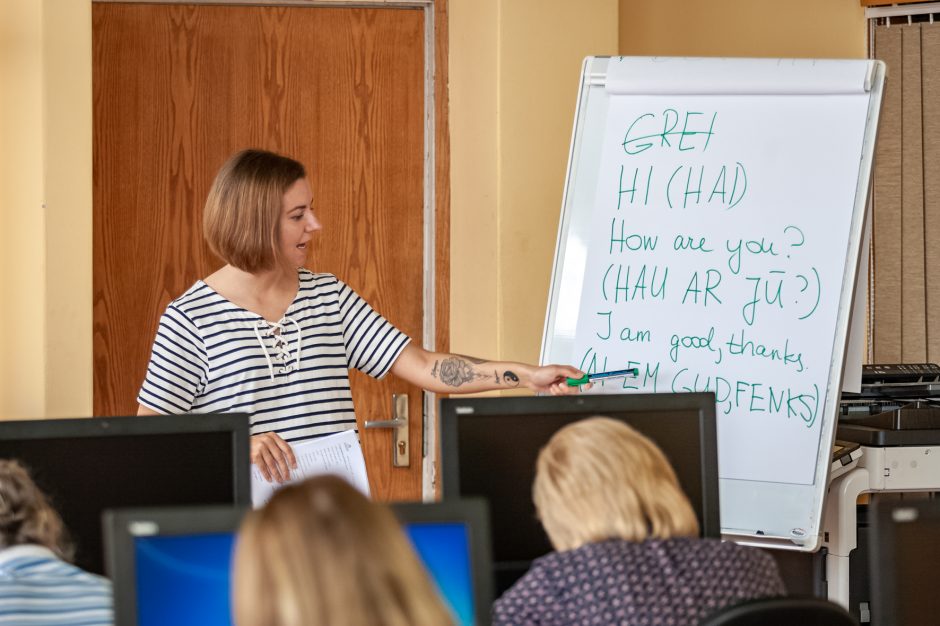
[823, 445, 940, 611]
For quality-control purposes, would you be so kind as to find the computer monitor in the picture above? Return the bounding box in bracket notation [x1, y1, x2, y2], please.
[106, 499, 493, 626]
[0, 414, 251, 575]
[105, 506, 244, 626]
[870, 498, 940, 626]
[392, 499, 494, 626]
[441, 392, 719, 593]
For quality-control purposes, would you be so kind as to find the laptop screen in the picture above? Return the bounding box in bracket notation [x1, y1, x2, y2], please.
[404, 521, 476, 626]
[134, 532, 235, 626]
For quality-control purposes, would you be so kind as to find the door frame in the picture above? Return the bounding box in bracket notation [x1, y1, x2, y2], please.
[92, 0, 449, 500]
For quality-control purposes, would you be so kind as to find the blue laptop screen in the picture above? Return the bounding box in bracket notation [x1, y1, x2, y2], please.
[404, 521, 476, 626]
[133, 522, 475, 626]
[134, 532, 235, 626]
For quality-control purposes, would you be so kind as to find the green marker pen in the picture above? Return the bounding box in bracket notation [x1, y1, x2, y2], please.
[566, 367, 639, 386]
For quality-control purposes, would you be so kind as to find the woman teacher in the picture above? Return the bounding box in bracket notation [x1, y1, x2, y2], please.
[137, 149, 583, 482]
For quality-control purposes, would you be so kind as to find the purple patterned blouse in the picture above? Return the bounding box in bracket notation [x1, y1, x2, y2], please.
[492, 537, 785, 626]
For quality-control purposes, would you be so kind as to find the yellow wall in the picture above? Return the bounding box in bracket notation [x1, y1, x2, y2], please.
[1, 0, 46, 417]
[448, 0, 501, 362]
[0, 0, 91, 419]
[43, 1, 93, 417]
[619, 0, 866, 58]
[0, 0, 868, 416]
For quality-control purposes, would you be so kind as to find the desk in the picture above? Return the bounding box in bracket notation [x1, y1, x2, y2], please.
[822, 445, 940, 610]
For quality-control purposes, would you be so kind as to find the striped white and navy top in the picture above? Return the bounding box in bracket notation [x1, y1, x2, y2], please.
[138, 270, 410, 442]
[0, 545, 113, 625]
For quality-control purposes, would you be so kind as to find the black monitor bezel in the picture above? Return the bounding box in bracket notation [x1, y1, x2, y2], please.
[391, 498, 494, 626]
[440, 392, 720, 552]
[870, 498, 940, 625]
[103, 505, 247, 626]
[0, 413, 252, 505]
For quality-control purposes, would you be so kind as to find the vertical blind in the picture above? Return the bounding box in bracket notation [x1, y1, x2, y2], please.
[871, 18, 940, 363]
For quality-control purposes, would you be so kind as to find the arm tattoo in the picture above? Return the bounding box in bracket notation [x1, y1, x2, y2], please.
[432, 357, 488, 388]
[503, 370, 520, 388]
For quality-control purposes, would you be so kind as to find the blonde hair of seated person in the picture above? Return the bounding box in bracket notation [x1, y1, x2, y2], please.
[534, 416, 700, 552]
[0, 459, 73, 561]
[233, 475, 454, 626]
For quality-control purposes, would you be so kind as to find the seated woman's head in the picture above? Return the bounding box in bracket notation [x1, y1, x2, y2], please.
[233, 475, 453, 626]
[0, 459, 72, 560]
[534, 416, 699, 551]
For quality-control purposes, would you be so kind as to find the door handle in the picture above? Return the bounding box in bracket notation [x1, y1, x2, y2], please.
[363, 418, 405, 429]
[364, 393, 409, 467]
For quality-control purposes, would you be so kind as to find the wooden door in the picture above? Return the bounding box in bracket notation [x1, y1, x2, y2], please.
[92, 2, 449, 502]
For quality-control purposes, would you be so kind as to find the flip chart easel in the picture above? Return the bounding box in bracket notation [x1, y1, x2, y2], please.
[541, 56, 885, 550]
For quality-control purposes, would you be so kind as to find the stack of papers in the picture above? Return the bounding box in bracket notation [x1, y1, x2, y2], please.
[250, 429, 371, 508]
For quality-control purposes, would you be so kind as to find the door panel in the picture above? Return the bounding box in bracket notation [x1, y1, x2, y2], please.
[93, 2, 442, 501]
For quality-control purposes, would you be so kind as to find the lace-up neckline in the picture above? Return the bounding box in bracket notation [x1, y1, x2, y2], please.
[253, 316, 302, 381]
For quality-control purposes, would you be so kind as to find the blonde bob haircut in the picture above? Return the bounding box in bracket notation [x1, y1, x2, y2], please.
[0, 459, 73, 561]
[533, 416, 699, 551]
[233, 475, 454, 626]
[203, 149, 306, 273]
